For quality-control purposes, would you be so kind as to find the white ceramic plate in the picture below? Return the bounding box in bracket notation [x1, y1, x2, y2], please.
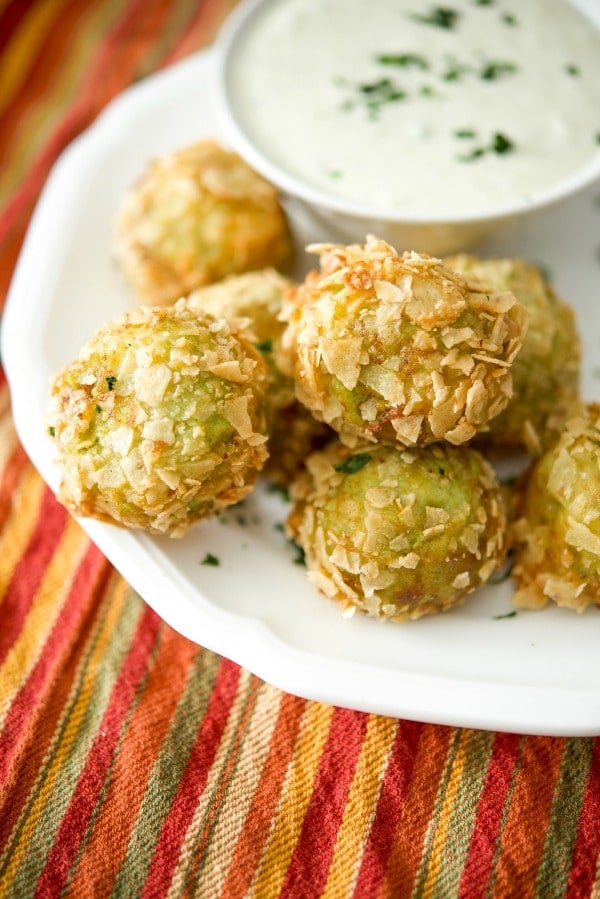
[3, 48, 600, 736]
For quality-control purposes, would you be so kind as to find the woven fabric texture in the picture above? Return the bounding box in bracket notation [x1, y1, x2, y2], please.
[0, 1, 599, 896]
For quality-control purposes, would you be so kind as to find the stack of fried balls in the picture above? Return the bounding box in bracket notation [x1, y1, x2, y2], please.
[46, 139, 598, 621]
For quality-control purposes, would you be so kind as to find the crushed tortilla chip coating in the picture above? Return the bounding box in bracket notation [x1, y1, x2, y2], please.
[445, 254, 581, 455]
[281, 237, 527, 449]
[114, 140, 294, 306]
[46, 301, 269, 537]
[286, 439, 507, 622]
[512, 404, 600, 612]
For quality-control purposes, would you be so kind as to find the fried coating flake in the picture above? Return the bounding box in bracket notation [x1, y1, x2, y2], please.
[512, 404, 600, 612]
[287, 440, 507, 621]
[114, 140, 294, 306]
[444, 254, 581, 455]
[46, 302, 269, 537]
[281, 237, 527, 448]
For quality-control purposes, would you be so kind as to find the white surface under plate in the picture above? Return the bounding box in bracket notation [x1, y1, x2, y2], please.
[3, 48, 600, 736]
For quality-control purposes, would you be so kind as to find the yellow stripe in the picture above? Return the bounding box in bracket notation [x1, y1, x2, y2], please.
[418, 729, 473, 895]
[0, 468, 46, 607]
[250, 701, 335, 897]
[0, 0, 68, 113]
[0, 576, 133, 889]
[321, 715, 398, 899]
[0, 518, 88, 726]
[169, 680, 283, 898]
[592, 851, 600, 899]
[0, 0, 125, 206]
[0, 413, 20, 479]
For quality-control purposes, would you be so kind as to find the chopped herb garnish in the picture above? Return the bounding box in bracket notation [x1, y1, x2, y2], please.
[501, 12, 517, 25]
[334, 453, 372, 474]
[376, 53, 429, 70]
[459, 146, 486, 161]
[565, 64, 580, 77]
[442, 59, 470, 82]
[493, 610, 517, 620]
[289, 540, 306, 566]
[438, 466, 446, 476]
[357, 78, 406, 117]
[106, 375, 117, 391]
[266, 482, 290, 502]
[201, 552, 220, 566]
[48, 426, 56, 437]
[420, 85, 436, 97]
[256, 338, 273, 354]
[236, 514, 247, 526]
[475, 0, 494, 5]
[454, 128, 477, 139]
[595, 132, 600, 145]
[95, 405, 102, 413]
[481, 60, 517, 81]
[329, 169, 342, 179]
[492, 131, 515, 154]
[274, 522, 285, 533]
[411, 6, 459, 29]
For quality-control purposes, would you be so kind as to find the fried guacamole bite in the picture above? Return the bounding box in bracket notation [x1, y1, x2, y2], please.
[281, 237, 527, 449]
[287, 440, 507, 622]
[186, 268, 331, 484]
[46, 302, 269, 537]
[444, 254, 581, 455]
[114, 140, 294, 306]
[512, 404, 600, 612]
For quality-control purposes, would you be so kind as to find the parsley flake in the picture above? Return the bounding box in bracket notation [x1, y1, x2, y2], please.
[492, 131, 515, 154]
[95, 405, 102, 413]
[201, 552, 220, 567]
[334, 453, 372, 474]
[266, 482, 291, 502]
[48, 426, 56, 437]
[493, 610, 517, 620]
[565, 64, 580, 77]
[411, 6, 459, 29]
[106, 375, 117, 391]
[454, 128, 477, 139]
[376, 53, 429, 70]
[481, 61, 517, 81]
[501, 13, 517, 25]
[256, 338, 273, 354]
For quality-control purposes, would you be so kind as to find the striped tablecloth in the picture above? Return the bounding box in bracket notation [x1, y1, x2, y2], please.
[1, 1, 599, 896]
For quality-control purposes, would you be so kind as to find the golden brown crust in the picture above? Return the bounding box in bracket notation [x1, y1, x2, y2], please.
[281, 237, 527, 449]
[114, 140, 295, 306]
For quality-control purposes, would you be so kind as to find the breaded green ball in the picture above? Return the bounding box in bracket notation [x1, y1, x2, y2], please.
[186, 268, 296, 415]
[114, 140, 295, 306]
[46, 302, 269, 536]
[187, 268, 331, 484]
[512, 405, 600, 612]
[281, 237, 527, 448]
[444, 254, 581, 454]
[287, 440, 507, 621]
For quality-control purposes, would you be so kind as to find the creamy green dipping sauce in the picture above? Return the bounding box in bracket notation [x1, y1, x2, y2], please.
[227, 0, 600, 216]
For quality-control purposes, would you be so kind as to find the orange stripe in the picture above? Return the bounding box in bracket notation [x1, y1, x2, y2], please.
[492, 737, 566, 897]
[381, 725, 455, 898]
[217, 692, 306, 898]
[0, 467, 46, 606]
[66, 624, 200, 896]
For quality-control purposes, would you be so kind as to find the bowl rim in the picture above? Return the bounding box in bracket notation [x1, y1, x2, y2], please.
[213, 0, 600, 227]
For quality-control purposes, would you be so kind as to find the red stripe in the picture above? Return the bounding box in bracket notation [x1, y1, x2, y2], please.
[353, 719, 424, 898]
[279, 707, 369, 898]
[566, 737, 600, 896]
[0, 488, 68, 667]
[458, 732, 521, 897]
[33, 605, 162, 898]
[0, 543, 108, 845]
[140, 658, 242, 898]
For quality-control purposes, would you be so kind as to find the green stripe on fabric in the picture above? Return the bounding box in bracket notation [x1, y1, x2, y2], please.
[180, 672, 261, 896]
[535, 737, 596, 898]
[63, 617, 166, 894]
[0, 576, 143, 893]
[429, 730, 496, 898]
[109, 647, 222, 896]
[138, 0, 200, 76]
[409, 727, 464, 898]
